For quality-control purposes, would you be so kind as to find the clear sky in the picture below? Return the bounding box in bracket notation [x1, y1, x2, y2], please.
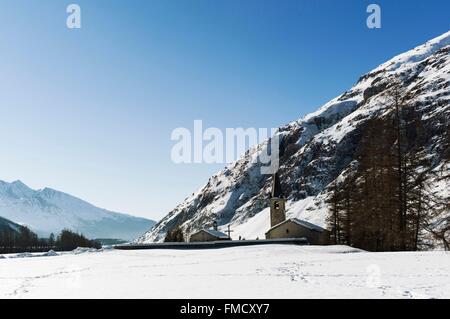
[0, 0, 448, 220]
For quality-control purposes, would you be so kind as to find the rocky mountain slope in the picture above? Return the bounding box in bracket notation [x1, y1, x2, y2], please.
[0, 180, 155, 240]
[137, 30, 450, 243]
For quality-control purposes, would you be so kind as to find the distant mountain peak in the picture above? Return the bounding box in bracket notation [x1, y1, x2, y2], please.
[10, 180, 28, 188]
[0, 179, 156, 240]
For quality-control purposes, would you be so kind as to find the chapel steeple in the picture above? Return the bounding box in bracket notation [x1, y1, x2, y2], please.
[269, 172, 286, 227]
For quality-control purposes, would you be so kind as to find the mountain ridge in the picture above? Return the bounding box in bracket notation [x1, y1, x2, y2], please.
[137, 30, 450, 244]
[0, 179, 155, 240]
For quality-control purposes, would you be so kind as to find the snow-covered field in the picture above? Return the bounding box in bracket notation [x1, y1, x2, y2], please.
[0, 245, 449, 299]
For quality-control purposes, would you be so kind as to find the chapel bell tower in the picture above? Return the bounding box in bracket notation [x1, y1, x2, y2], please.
[270, 172, 286, 227]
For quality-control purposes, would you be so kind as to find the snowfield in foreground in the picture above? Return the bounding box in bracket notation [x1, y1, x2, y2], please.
[1, 245, 449, 299]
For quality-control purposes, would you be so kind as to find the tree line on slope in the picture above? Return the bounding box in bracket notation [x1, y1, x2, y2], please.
[0, 226, 101, 254]
[327, 82, 450, 251]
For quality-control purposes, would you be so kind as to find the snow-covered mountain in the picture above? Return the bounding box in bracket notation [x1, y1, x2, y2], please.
[138, 30, 450, 244]
[0, 180, 155, 240]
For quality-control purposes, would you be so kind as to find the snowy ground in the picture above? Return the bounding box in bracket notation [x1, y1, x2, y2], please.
[0, 245, 449, 299]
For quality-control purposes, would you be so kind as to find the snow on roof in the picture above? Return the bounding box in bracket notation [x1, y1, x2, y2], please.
[267, 218, 326, 233]
[197, 228, 229, 239]
[291, 218, 326, 232]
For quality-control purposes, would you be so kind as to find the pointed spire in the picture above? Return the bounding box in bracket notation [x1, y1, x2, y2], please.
[271, 172, 284, 198]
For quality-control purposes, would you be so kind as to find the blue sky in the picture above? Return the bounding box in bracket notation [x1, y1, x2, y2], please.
[0, 0, 448, 220]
